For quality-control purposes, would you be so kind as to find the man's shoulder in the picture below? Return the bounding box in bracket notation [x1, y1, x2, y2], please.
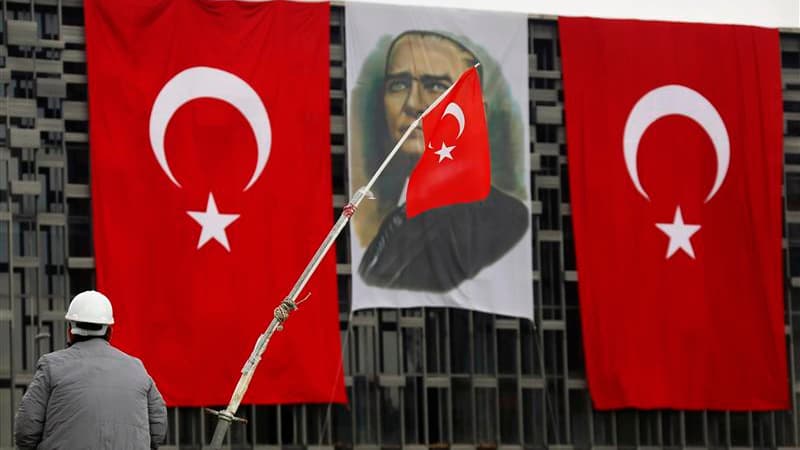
[41, 348, 68, 359]
[39, 347, 84, 365]
[70, 340, 146, 369]
[38, 346, 76, 366]
[107, 345, 145, 366]
[35, 346, 91, 374]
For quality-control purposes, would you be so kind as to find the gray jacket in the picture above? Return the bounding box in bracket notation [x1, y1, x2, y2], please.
[14, 338, 167, 450]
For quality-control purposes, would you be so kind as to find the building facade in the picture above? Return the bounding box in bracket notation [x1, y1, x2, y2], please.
[0, 2, 799, 449]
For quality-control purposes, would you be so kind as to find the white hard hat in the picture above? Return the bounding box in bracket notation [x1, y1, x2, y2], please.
[65, 290, 115, 325]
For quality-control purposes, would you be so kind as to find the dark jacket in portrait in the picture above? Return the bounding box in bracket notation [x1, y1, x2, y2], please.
[359, 186, 529, 292]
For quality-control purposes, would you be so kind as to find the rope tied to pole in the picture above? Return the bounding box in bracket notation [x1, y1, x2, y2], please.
[343, 203, 357, 218]
[274, 297, 297, 329]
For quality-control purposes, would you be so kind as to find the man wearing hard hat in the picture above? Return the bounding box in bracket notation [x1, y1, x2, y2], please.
[13, 290, 167, 449]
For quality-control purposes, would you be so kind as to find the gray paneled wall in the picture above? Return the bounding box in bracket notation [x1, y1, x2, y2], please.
[0, 3, 799, 449]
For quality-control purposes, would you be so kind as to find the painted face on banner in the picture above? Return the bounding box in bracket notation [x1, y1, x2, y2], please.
[383, 33, 476, 156]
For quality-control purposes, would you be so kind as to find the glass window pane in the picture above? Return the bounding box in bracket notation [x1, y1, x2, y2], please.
[452, 377, 473, 443]
[500, 379, 519, 444]
[475, 387, 497, 446]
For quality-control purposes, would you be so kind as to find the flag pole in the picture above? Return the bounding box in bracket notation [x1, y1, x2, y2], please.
[207, 63, 479, 449]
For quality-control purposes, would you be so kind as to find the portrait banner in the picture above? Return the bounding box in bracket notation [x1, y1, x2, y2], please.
[346, 3, 533, 319]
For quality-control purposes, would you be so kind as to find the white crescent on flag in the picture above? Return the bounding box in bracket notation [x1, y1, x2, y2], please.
[623, 84, 730, 203]
[149, 66, 272, 191]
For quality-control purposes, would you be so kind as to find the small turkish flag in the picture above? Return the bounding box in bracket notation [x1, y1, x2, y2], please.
[406, 67, 490, 218]
[560, 17, 787, 410]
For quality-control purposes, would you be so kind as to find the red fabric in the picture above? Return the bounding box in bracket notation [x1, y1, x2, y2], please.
[560, 17, 787, 410]
[85, 0, 345, 406]
[407, 67, 491, 218]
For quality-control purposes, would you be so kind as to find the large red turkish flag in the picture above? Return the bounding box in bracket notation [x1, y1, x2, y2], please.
[560, 18, 787, 410]
[85, 0, 345, 406]
[407, 67, 490, 218]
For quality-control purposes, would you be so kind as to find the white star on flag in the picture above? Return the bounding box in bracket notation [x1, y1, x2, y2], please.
[433, 142, 455, 162]
[187, 193, 240, 252]
[655, 206, 701, 259]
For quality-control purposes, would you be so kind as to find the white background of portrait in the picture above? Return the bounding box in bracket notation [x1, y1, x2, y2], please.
[344, 0, 799, 28]
[346, 2, 533, 319]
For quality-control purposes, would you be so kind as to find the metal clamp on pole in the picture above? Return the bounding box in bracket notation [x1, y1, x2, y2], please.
[205, 408, 248, 424]
[206, 407, 248, 448]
